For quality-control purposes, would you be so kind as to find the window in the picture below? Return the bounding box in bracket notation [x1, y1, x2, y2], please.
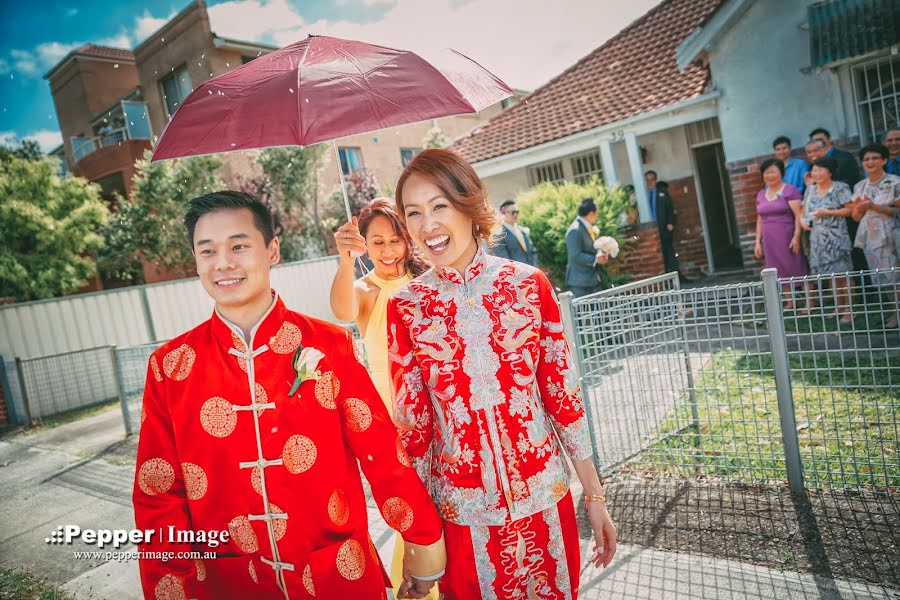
[160, 64, 192, 118]
[400, 148, 421, 167]
[528, 161, 565, 186]
[854, 55, 899, 143]
[338, 147, 363, 176]
[571, 150, 603, 184]
[242, 55, 256, 65]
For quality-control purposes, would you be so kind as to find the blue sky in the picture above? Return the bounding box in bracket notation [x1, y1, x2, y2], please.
[0, 0, 662, 153]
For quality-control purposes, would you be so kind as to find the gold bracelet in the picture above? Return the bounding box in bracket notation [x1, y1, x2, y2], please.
[584, 493, 606, 505]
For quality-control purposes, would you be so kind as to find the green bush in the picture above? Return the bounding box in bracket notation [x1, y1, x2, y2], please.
[516, 177, 630, 290]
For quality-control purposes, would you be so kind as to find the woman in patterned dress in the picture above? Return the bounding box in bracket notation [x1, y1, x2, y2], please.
[801, 157, 855, 324]
[387, 148, 617, 599]
[850, 143, 900, 328]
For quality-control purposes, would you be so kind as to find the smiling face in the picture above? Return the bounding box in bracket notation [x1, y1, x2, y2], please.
[810, 164, 832, 185]
[763, 164, 783, 188]
[774, 143, 791, 163]
[885, 129, 900, 158]
[861, 151, 886, 176]
[806, 142, 826, 163]
[192, 208, 280, 313]
[400, 172, 478, 273]
[364, 214, 408, 278]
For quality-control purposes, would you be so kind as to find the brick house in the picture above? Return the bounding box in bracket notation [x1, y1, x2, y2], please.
[451, 0, 899, 280]
[45, 0, 519, 287]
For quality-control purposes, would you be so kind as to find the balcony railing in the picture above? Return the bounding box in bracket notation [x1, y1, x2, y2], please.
[72, 100, 152, 163]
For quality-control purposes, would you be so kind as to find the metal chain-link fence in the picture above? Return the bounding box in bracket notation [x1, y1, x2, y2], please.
[2, 343, 164, 433]
[115, 342, 165, 435]
[560, 267, 899, 599]
[15, 347, 118, 421]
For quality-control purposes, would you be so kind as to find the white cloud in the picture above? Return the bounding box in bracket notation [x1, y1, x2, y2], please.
[10, 49, 39, 76]
[1, 130, 63, 153]
[96, 30, 133, 50]
[208, 0, 305, 42]
[8, 41, 82, 77]
[133, 10, 176, 42]
[214, 0, 664, 91]
[0, 58, 11, 75]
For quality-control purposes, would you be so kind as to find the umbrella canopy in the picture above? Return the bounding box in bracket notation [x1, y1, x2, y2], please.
[151, 35, 513, 161]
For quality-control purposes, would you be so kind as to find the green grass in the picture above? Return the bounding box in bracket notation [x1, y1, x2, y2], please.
[641, 350, 900, 490]
[0, 568, 73, 600]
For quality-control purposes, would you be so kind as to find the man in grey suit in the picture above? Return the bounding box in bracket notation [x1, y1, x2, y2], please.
[566, 198, 607, 297]
[492, 200, 539, 266]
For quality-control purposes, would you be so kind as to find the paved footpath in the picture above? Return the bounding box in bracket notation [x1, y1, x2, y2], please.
[0, 408, 894, 600]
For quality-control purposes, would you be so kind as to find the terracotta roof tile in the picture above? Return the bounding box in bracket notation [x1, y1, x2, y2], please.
[73, 44, 135, 62]
[452, 0, 724, 163]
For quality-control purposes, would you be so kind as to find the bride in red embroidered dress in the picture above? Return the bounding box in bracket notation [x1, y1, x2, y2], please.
[387, 149, 617, 599]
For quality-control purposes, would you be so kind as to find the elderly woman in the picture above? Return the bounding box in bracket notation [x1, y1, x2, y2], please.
[802, 157, 855, 324]
[754, 158, 810, 310]
[851, 143, 900, 328]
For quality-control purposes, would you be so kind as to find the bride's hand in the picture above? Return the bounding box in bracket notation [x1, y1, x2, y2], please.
[586, 499, 617, 568]
[334, 217, 367, 261]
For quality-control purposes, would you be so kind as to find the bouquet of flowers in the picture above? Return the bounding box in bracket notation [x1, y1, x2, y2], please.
[594, 236, 619, 260]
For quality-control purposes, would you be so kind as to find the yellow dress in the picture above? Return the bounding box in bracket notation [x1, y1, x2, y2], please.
[362, 271, 413, 413]
[362, 272, 438, 599]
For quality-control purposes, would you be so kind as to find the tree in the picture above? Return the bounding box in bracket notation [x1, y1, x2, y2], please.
[517, 177, 631, 290]
[0, 139, 43, 162]
[256, 145, 334, 258]
[97, 150, 223, 282]
[0, 156, 109, 301]
[422, 124, 450, 149]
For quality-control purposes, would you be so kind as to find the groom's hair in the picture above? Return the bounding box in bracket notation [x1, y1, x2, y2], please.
[184, 191, 276, 247]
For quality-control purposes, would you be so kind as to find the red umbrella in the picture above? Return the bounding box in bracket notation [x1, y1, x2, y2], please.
[151, 34, 513, 219]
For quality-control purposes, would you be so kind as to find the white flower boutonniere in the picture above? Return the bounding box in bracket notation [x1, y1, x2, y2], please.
[592, 225, 600, 237]
[288, 346, 324, 396]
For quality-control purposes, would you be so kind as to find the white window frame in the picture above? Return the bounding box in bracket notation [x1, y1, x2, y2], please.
[528, 160, 565, 186]
[570, 150, 603, 184]
[851, 54, 899, 144]
[338, 147, 363, 176]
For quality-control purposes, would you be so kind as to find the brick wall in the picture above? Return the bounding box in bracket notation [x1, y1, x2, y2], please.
[667, 175, 708, 277]
[0, 378, 8, 427]
[727, 156, 764, 271]
[619, 222, 666, 281]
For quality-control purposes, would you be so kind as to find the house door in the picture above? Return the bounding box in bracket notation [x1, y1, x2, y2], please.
[693, 143, 742, 271]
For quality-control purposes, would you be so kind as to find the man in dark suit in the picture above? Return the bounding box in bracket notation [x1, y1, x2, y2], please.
[492, 199, 539, 266]
[566, 198, 607, 297]
[646, 170, 678, 274]
[809, 128, 862, 187]
[810, 127, 867, 270]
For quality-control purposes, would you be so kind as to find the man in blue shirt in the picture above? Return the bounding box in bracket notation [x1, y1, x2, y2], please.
[884, 128, 900, 176]
[773, 136, 808, 193]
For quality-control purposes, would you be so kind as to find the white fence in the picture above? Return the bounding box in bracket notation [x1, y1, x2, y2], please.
[1, 256, 339, 425]
[0, 255, 340, 360]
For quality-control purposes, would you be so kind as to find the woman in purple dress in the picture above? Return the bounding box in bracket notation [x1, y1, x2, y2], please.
[754, 158, 810, 310]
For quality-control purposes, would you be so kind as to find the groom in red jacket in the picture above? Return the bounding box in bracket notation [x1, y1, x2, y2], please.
[133, 191, 444, 599]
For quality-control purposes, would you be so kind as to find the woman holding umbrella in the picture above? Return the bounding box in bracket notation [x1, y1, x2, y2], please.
[388, 149, 617, 598]
[330, 198, 437, 598]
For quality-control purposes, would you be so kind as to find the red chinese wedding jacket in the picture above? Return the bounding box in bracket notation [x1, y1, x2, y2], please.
[133, 293, 442, 599]
[387, 248, 594, 527]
